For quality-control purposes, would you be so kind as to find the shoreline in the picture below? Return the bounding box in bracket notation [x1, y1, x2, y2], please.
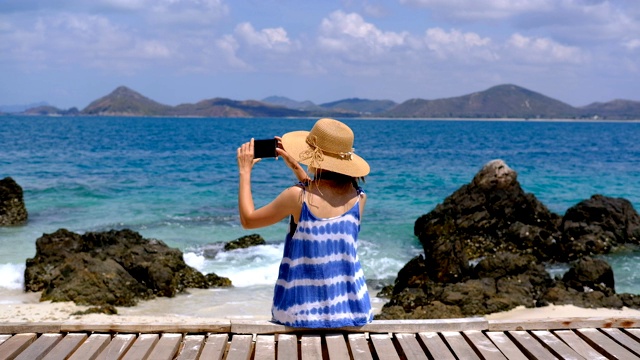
[3, 287, 640, 325]
[4, 113, 640, 122]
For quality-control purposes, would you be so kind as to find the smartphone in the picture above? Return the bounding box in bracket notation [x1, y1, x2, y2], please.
[253, 138, 278, 158]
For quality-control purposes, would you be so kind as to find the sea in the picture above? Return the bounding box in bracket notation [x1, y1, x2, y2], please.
[1, 116, 639, 317]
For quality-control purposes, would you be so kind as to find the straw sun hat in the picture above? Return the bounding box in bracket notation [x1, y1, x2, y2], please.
[281, 118, 370, 177]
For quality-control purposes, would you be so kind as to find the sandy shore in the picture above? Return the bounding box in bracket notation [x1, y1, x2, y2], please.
[2, 287, 640, 325]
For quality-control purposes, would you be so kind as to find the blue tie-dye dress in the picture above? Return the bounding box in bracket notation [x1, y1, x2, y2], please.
[271, 187, 373, 328]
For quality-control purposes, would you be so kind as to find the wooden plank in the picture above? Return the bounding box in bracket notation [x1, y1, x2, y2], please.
[42, 333, 87, 360]
[364, 319, 488, 333]
[61, 322, 230, 334]
[300, 335, 322, 360]
[418, 332, 455, 360]
[463, 330, 507, 360]
[553, 330, 607, 360]
[176, 335, 205, 360]
[233, 321, 293, 335]
[530, 330, 584, 360]
[625, 328, 640, 341]
[395, 333, 428, 360]
[0, 323, 62, 334]
[254, 335, 275, 360]
[14, 333, 63, 360]
[488, 317, 640, 331]
[95, 334, 136, 360]
[485, 332, 528, 360]
[68, 334, 111, 360]
[231, 318, 488, 334]
[600, 328, 640, 356]
[0, 333, 37, 360]
[277, 334, 297, 360]
[325, 334, 350, 360]
[226, 334, 253, 360]
[121, 334, 159, 360]
[577, 328, 639, 359]
[441, 331, 481, 360]
[347, 333, 373, 360]
[370, 334, 400, 360]
[146, 333, 182, 360]
[508, 330, 557, 360]
[199, 334, 228, 360]
[0, 336, 11, 346]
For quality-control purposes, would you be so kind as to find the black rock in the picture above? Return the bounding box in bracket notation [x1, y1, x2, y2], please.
[224, 234, 266, 251]
[0, 177, 28, 226]
[24, 228, 232, 306]
[562, 257, 615, 294]
[559, 195, 640, 261]
[414, 160, 561, 267]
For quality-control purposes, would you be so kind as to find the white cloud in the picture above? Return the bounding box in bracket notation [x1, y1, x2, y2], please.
[207, 22, 297, 71]
[215, 34, 250, 69]
[624, 39, 640, 51]
[423, 28, 497, 61]
[137, 40, 171, 58]
[0, 12, 175, 72]
[234, 22, 291, 51]
[317, 10, 408, 59]
[148, 0, 229, 26]
[505, 33, 585, 64]
[400, 0, 640, 50]
[400, 0, 553, 19]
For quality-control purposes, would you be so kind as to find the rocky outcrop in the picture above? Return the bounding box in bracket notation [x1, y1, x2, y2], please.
[559, 195, 640, 261]
[379, 159, 640, 319]
[378, 252, 640, 319]
[201, 234, 267, 258]
[377, 252, 553, 319]
[541, 257, 640, 310]
[414, 160, 561, 271]
[224, 234, 266, 251]
[24, 229, 231, 306]
[0, 177, 28, 226]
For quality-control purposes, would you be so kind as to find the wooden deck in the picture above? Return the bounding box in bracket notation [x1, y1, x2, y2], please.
[2, 317, 640, 359]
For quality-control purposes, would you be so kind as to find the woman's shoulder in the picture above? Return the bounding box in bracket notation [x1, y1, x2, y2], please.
[281, 183, 305, 199]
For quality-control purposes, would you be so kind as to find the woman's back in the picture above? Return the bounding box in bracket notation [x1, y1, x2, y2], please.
[237, 118, 373, 328]
[292, 177, 365, 222]
[272, 179, 373, 328]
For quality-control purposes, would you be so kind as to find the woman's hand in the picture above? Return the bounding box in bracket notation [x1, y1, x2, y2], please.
[275, 136, 298, 169]
[276, 136, 310, 182]
[237, 139, 260, 174]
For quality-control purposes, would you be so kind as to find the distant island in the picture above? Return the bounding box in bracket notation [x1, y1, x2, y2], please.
[5, 84, 640, 120]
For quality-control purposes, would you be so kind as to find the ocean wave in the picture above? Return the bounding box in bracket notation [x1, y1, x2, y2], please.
[184, 244, 284, 287]
[182, 240, 412, 289]
[0, 263, 25, 290]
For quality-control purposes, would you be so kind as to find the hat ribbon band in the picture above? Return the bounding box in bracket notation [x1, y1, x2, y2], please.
[300, 136, 353, 169]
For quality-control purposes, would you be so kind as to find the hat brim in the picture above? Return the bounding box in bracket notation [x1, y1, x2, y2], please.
[281, 130, 370, 177]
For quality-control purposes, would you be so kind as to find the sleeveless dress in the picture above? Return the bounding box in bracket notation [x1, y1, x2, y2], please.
[271, 186, 373, 328]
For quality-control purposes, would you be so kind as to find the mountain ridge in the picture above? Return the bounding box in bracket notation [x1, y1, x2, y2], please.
[9, 84, 640, 120]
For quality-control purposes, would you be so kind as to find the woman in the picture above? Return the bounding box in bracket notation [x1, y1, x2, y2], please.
[237, 118, 373, 328]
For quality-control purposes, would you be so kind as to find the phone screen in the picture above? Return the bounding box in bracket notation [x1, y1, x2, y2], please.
[253, 139, 277, 158]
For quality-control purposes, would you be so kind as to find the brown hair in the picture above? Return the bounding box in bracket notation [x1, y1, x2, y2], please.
[311, 168, 365, 189]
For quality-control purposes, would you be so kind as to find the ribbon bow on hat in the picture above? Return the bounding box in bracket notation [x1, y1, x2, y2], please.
[280, 118, 370, 177]
[299, 134, 354, 170]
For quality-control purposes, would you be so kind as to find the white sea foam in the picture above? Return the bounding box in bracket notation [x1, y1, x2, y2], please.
[183, 244, 284, 288]
[0, 263, 25, 290]
[183, 252, 206, 271]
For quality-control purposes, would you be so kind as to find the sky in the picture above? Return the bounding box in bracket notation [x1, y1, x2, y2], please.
[1, 0, 639, 109]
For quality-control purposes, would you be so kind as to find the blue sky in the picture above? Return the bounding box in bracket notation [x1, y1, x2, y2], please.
[1, 0, 639, 109]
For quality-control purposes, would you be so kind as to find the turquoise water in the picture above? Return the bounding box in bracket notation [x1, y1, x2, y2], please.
[1, 116, 639, 294]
